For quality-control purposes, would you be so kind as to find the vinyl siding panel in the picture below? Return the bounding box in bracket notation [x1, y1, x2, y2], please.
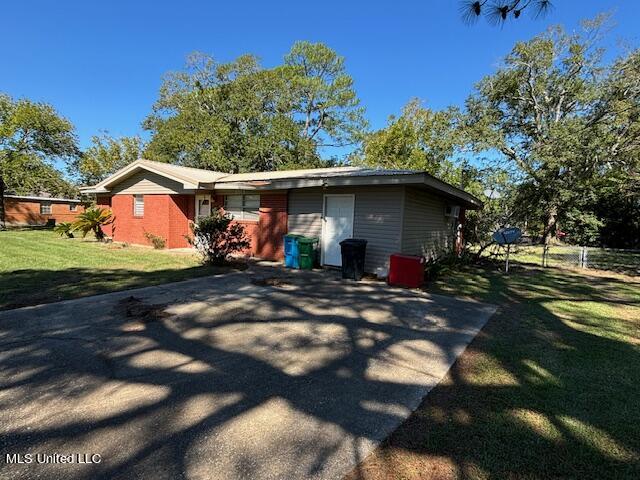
[288, 186, 403, 273]
[401, 187, 455, 258]
[111, 171, 188, 195]
[287, 189, 323, 238]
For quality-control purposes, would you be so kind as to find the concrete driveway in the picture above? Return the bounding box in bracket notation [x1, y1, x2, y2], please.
[0, 264, 496, 480]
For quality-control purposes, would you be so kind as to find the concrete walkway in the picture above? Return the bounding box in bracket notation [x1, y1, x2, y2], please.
[0, 265, 496, 480]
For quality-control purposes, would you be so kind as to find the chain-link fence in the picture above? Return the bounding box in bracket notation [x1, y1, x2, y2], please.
[488, 244, 640, 276]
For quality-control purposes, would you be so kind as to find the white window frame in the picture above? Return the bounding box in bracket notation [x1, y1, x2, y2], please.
[40, 201, 52, 215]
[195, 194, 211, 221]
[224, 194, 260, 221]
[69, 204, 77, 212]
[133, 195, 144, 217]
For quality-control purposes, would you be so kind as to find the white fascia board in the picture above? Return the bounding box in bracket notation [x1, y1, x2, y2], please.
[91, 160, 198, 192]
[80, 186, 109, 194]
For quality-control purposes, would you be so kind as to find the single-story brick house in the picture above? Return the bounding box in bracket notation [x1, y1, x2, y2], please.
[82, 159, 482, 273]
[3, 195, 85, 226]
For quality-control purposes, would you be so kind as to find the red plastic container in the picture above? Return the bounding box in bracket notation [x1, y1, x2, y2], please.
[388, 254, 425, 288]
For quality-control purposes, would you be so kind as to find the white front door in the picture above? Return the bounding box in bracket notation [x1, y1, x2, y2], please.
[195, 194, 211, 221]
[322, 194, 355, 266]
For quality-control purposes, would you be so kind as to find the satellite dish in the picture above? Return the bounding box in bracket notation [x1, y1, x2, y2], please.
[492, 227, 522, 245]
[491, 227, 522, 273]
[484, 188, 502, 199]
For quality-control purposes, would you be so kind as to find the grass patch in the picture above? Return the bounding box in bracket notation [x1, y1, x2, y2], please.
[0, 229, 226, 310]
[348, 262, 640, 480]
[483, 244, 640, 275]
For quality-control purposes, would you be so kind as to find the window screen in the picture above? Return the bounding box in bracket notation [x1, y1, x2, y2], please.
[243, 195, 260, 221]
[224, 194, 260, 221]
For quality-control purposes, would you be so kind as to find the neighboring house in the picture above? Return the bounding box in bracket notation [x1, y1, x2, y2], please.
[3, 195, 85, 226]
[81, 159, 482, 273]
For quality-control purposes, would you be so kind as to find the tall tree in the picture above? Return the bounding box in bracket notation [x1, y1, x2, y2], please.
[74, 133, 145, 184]
[591, 48, 640, 199]
[144, 52, 318, 172]
[284, 41, 368, 152]
[358, 99, 462, 183]
[144, 43, 367, 173]
[0, 93, 79, 227]
[463, 17, 623, 244]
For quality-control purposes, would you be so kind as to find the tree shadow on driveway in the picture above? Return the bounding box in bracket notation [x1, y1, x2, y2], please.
[346, 265, 640, 480]
[0, 267, 495, 480]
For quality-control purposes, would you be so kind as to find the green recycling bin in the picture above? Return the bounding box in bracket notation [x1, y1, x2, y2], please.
[298, 237, 319, 270]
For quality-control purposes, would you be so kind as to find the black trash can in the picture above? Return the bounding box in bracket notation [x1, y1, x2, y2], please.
[339, 239, 368, 280]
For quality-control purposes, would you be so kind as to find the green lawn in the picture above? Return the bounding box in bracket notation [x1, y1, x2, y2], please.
[0, 229, 223, 310]
[349, 262, 640, 480]
[485, 243, 640, 275]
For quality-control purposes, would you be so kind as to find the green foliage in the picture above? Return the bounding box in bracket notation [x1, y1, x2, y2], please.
[284, 41, 368, 150]
[462, 15, 640, 246]
[75, 133, 145, 184]
[0, 93, 79, 219]
[72, 207, 113, 241]
[143, 231, 166, 249]
[463, 168, 517, 247]
[144, 43, 366, 173]
[53, 221, 74, 238]
[188, 207, 251, 265]
[560, 209, 604, 246]
[358, 99, 462, 182]
[424, 250, 473, 281]
[596, 193, 640, 249]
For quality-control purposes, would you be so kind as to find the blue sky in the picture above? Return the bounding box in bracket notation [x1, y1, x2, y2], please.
[2, 0, 639, 158]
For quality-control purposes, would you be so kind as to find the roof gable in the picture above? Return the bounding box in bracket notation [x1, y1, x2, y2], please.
[81, 159, 227, 193]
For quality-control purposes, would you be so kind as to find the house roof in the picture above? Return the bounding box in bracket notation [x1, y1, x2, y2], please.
[5, 194, 82, 203]
[80, 159, 228, 193]
[214, 166, 418, 182]
[213, 166, 482, 208]
[81, 159, 482, 208]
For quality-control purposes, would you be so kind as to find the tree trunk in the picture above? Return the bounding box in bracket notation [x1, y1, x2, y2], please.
[543, 204, 558, 246]
[0, 174, 5, 230]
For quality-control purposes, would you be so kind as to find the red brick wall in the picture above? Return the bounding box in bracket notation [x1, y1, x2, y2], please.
[107, 194, 192, 248]
[4, 199, 85, 225]
[167, 195, 192, 248]
[212, 193, 288, 260]
[256, 193, 287, 260]
[96, 195, 113, 237]
[100, 192, 287, 257]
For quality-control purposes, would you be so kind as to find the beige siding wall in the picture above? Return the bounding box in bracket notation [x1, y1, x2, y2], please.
[288, 186, 403, 273]
[401, 187, 455, 258]
[110, 171, 188, 195]
[287, 189, 323, 238]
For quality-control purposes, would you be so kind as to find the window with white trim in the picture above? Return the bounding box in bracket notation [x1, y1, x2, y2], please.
[69, 204, 77, 212]
[224, 194, 259, 221]
[40, 202, 52, 215]
[133, 195, 144, 217]
[196, 195, 211, 220]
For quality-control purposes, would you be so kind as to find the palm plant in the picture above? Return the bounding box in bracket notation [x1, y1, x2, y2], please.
[53, 222, 75, 238]
[72, 207, 113, 241]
